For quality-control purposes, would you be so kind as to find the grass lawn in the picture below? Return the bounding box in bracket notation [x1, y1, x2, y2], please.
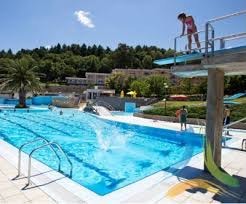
[144, 97, 246, 122]
[153, 101, 204, 108]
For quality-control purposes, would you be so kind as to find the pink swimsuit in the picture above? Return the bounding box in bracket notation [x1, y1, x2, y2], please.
[185, 17, 195, 33]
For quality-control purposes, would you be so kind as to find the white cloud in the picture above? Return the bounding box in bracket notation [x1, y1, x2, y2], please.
[45, 45, 51, 50]
[74, 10, 95, 28]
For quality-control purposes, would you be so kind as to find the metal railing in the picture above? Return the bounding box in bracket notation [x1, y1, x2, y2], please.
[174, 30, 212, 65]
[214, 32, 246, 49]
[207, 10, 246, 23]
[173, 10, 246, 64]
[224, 117, 246, 129]
[222, 117, 246, 148]
[205, 10, 246, 56]
[27, 142, 73, 186]
[94, 101, 115, 111]
[17, 137, 61, 177]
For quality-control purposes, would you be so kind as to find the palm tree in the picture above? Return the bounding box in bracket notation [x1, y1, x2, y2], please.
[0, 57, 41, 108]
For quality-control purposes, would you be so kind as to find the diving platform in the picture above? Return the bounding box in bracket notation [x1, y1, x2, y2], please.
[154, 10, 246, 171]
[154, 10, 246, 78]
[155, 45, 246, 78]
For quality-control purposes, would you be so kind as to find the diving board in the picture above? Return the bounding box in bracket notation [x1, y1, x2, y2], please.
[154, 45, 246, 66]
[156, 45, 246, 77]
[154, 52, 203, 65]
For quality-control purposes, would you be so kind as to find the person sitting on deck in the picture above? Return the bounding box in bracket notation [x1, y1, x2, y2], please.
[177, 13, 201, 52]
[179, 106, 188, 131]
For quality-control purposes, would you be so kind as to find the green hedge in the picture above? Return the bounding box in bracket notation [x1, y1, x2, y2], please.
[144, 103, 246, 122]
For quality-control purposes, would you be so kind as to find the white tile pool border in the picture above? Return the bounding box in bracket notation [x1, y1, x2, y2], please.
[1, 139, 185, 203]
[0, 114, 245, 203]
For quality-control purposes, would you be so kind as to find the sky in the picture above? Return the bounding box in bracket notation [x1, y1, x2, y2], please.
[0, 0, 245, 52]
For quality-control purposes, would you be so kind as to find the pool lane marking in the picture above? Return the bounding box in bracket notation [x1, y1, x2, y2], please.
[34, 114, 191, 156]
[32, 114, 91, 132]
[0, 116, 124, 184]
[11, 115, 74, 137]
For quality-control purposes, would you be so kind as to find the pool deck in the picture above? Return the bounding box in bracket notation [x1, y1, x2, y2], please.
[0, 114, 246, 203]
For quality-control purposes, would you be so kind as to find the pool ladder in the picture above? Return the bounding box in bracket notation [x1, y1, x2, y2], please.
[16, 136, 73, 186]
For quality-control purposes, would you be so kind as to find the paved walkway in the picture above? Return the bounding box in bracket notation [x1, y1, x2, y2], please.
[0, 156, 56, 203]
[122, 139, 246, 203]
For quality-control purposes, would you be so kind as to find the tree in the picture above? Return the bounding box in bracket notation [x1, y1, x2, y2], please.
[112, 44, 134, 68]
[106, 72, 133, 93]
[80, 44, 87, 56]
[164, 48, 175, 58]
[225, 76, 246, 95]
[180, 78, 193, 94]
[195, 78, 207, 95]
[6, 49, 13, 58]
[100, 57, 113, 73]
[130, 79, 150, 97]
[0, 57, 41, 108]
[142, 55, 153, 69]
[83, 55, 101, 73]
[146, 75, 168, 97]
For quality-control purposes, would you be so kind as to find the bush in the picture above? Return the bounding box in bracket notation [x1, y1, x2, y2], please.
[144, 103, 246, 123]
[144, 106, 206, 119]
[130, 80, 150, 97]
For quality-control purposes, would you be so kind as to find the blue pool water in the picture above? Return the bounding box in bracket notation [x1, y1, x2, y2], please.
[0, 109, 203, 195]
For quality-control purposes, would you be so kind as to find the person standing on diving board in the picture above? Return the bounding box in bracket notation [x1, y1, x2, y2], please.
[178, 13, 201, 52]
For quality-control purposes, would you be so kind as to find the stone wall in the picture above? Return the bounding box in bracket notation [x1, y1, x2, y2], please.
[134, 113, 246, 130]
[46, 85, 86, 94]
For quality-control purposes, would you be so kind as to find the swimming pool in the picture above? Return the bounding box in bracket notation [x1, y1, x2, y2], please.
[0, 109, 203, 195]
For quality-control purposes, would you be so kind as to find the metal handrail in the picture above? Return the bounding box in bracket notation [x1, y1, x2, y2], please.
[187, 31, 246, 47]
[205, 22, 215, 57]
[174, 28, 214, 64]
[173, 10, 246, 65]
[174, 30, 206, 65]
[175, 30, 207, 39]
[208, 10, 246, 23]
[50, 142, 73, 177]
[217, 32, 246, 42]
[215, 32, 246, 49]
[27, 142, 73, 186]
[224, 117, 246, 129]
[222, 117, 246, 147]
[94, 101, 115, 111]
[17, 137, 61, 177]
[205, 10, 246, 56]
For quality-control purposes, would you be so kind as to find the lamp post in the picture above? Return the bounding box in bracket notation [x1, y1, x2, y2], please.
[164, 83, 169, 115]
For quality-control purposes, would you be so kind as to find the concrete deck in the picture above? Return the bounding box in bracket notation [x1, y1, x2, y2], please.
[0, 156, 56, 203]
[0, 115, 246, 203]
[171, 46, 246, 77]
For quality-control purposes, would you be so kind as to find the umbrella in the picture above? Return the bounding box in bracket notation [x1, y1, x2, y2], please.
[170, 95, 188, 101]
[127, 91, 137, 98]
[127, 91, 135, 95]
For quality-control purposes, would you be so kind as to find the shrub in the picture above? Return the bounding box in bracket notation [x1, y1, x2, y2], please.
[144, 103, 246, 123]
